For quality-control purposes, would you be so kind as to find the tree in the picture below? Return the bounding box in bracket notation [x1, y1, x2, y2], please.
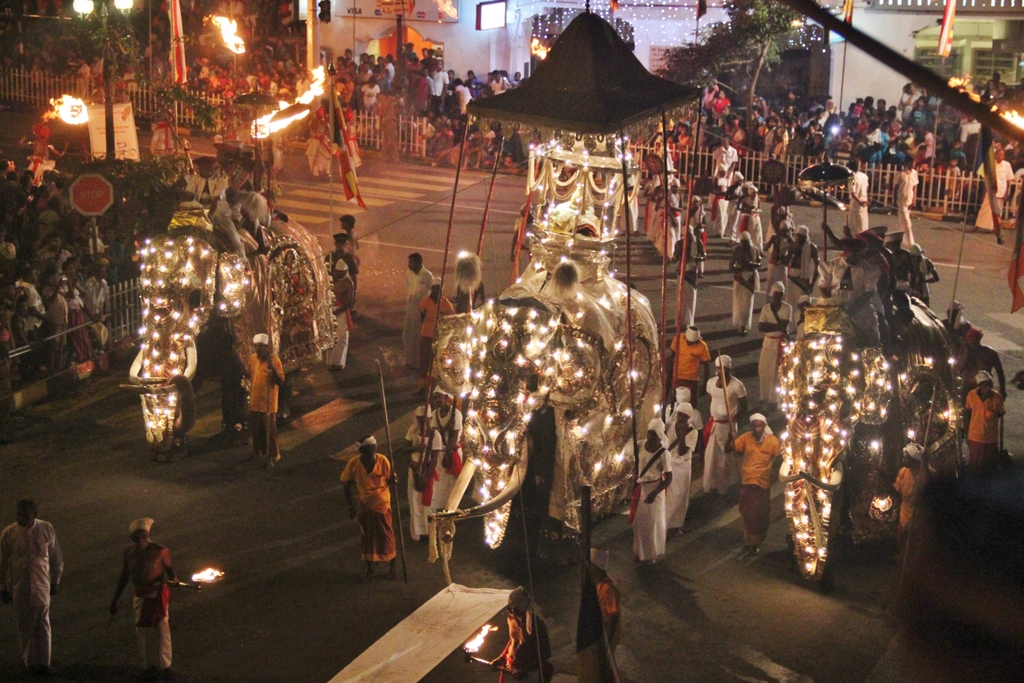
[660, 0, 799, 124]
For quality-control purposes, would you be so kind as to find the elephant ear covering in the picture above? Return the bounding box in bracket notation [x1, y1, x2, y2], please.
[455, 253, 482, 293]
[551, 260, 580, 303]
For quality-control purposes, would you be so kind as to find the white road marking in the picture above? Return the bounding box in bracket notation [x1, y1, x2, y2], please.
[986, 312, 1024, 333]
[360, 239, 447, 254]
[932, 261, 975, 270]
[729, 642, 814, 683]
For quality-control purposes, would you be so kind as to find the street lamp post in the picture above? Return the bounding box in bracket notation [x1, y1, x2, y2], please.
[74, 0, 135, 159]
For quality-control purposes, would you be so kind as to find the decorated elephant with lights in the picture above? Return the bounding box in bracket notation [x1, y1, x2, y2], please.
[124, 199, 333, 460]
[430, 217, 662, 550]
[777, 301, 961, 585]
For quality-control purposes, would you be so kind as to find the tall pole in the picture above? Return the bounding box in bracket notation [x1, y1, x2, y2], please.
[327, 61, 337, 224]
[307, 0, 319, 72]
[659, 110, 671, 399]
[376, 359, 409, 585]
[619, 127, 640, 480]
[102, 5, 115, 159]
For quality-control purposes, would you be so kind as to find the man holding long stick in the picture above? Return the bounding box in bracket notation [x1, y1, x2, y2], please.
[703, 355, 747, 498]
[342, 436, 398, 581]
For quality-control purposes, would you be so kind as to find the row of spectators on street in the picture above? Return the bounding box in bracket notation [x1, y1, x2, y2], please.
[665, 75, 1024, 179]
[0, 164, 139, 391]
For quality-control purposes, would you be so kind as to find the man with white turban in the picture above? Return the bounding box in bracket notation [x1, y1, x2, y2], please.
[427, 387, 463, 510]
[757, 282, 792, 407]
[730, 232, 761, 335]
[785, 225, 819, 334]
[704, 355, 747, 496]
[729, 414, 781, 553]
[341, 435, 398, 580]
[848, 159, 870, 234]
[631, 418, 672, 564]
[110, 517, 174, 679]
[665, 403, 698, 535]
[0, 499, 62, 675]
[246, 333, 285, 468]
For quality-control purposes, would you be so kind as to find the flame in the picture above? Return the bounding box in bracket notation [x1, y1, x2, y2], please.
[50, 95, 89, 124]
[1002, 109, 1024, 131]
[947, 76, 1023, 130]
[252, 66, 327, 139]
[191, 568, 225, 583]
[211, 16, 246, 54]
[530, 38, 548, 60]
[947, 76, 981, 103]
[464, 624, 497, 653]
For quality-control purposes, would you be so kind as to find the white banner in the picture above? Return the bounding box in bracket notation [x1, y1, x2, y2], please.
[86, 103, 141, 161]
[339, 0, 459, 23]
[328, 584, 511, 683]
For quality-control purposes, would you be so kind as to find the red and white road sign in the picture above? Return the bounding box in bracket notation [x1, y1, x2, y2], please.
[70, 174, 114, 217]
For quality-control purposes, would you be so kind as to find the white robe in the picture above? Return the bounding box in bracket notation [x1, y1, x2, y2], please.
[429, 407, 463, 510]
[849, 171, 870, 233]
[703, 377, 745, 494]
[632, 441, 671, 561]
[665, 427, 698, 529]
[680, 278, 697, 329]
[0, 520, 63, 668]
[895, 169, 918, 245]
[403, 268, 434, 367]
[405, 407, 431, 540]
[133, 596, 172, 670]
[758, 303, 792, 403]
[732, 270, 760, 329]
[785, 242, 817, 333]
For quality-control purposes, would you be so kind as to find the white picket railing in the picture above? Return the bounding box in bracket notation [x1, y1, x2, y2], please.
[632, 143, 1020, 221]
[0, 67, 225, 128]
[105, 277, 143, 344]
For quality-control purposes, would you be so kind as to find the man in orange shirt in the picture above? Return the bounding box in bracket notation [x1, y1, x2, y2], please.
[894, 443, 923, 552]
[667, 325, 711, 396]
[246, 334, 285, 469]
[964, 371, 1005, 471]
[418, 277, 454, 389]
[341, 436, 398, 581]
[729, 413, 781, 554]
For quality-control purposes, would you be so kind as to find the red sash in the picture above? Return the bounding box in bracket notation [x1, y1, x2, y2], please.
[134, 584, 169, 627]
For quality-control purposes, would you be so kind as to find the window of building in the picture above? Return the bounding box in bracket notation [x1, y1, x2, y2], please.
[913, 48, 962, 77]
[971, 48, 1020, 85]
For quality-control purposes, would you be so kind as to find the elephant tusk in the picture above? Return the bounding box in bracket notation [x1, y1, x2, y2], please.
[183, 344, 197, 381]
[779, 459, 801, 484]
[797, 464, 843, 493]
[128, 347, 145, 384]
[434, 448, 529, 522]
[442, 461, 477, 513]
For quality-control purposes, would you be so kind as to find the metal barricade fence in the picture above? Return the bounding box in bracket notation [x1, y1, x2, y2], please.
[105, 277, 142, 344]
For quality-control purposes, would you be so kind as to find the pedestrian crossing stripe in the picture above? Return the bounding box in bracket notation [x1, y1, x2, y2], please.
[287, 211, 363, 225]
[277, 195, 389, 212]
[285, 185, 425, 202]
[355, 176, 455, 193]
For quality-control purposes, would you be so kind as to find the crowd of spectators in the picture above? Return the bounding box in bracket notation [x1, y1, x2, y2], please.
[662, 77, 1024, 178]
[0, 164, 136, 391]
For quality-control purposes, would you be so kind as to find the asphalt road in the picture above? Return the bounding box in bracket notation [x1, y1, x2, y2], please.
[1, 125, 1022, 683]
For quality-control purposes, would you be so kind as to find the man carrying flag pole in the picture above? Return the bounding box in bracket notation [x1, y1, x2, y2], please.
[330, 77, 367, 210]
[973, 130, 1014, 244]
[1006, 184, 1024, 313]
[169, 0, 187, 86]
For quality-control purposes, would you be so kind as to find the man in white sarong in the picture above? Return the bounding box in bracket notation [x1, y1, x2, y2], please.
[110, 518, 174, 680]
[712, 137, 738, 183]
[405, 406, 431, 541]
[730, 233, 761, 335]
[305, 108, 333, 179]
[785, 226, 818, 334]
[757, 282, 792, 408]
[722, 172, 745, 243]
[848, 159, 870, 234]
[894, 160, 918, 245]
[0, 499, 62, 675]
[328, 259, 355, 370]
[667, 386, 703, 442]
[704, 355, 747, 496]
[665, 403, 698, 536]
[632, 418, 672, 565]
[734, 181, 763, 251]
[404, 253, 433, 368]
[427, 388, 463, 511]
[710, 171, 730, 239]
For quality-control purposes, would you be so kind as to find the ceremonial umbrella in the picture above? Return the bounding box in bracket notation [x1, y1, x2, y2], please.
[799, 159, 853, 256]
